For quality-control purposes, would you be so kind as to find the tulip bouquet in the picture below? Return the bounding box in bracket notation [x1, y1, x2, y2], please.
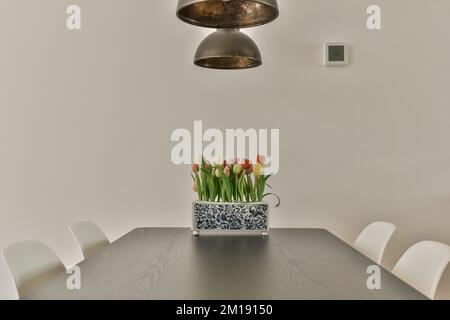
[191, 156, 279, 235]
[191, 155, 278, 204]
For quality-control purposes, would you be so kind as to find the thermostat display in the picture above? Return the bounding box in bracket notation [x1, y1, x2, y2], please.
[324, 43, 348, 66]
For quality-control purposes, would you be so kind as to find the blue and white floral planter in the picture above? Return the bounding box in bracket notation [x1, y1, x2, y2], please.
[192, 201, 269, 236]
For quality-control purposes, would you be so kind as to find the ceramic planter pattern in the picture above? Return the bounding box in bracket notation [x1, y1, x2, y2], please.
[192, 201, 269, 235]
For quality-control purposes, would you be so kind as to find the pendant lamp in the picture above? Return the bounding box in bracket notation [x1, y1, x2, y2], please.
[177, 0, 279, 29]
[194, 29, 262, 69]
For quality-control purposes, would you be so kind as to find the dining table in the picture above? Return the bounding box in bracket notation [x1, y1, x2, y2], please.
[20, 228, 427, 300]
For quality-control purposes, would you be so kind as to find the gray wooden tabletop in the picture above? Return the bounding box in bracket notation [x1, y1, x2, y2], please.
[20, 228, 427, 300]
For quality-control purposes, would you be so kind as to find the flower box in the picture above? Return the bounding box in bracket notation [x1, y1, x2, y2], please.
[192, 201, 269, 236]
[189, 155, 279, 237]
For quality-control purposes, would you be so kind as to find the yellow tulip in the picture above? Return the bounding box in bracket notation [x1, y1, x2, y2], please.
[253, 163, 264, 177]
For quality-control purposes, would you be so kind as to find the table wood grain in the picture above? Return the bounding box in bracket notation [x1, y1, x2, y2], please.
[20, 228, 427, 300]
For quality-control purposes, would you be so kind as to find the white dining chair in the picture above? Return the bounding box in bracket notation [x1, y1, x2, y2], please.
[392, 241, 450, 299]
[1, 240, 65, 298]
[353, 221, 396, 264]
[69, 221, 110, 259]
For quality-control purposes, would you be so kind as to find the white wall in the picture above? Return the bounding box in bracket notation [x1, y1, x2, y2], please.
[1, 0, 450, 299]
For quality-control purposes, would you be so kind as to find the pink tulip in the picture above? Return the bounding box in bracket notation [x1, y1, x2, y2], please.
[192, 164, 199, 173]
[257, 155, 266, 165]
[224, 166, 231, 177]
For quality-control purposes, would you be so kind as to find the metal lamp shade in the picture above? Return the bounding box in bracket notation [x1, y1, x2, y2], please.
[194, 29, 262, 69]
[177, 0, 279, 29]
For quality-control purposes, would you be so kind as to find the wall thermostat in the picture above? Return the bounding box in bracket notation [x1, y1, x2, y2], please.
[324, 43, 348, 66]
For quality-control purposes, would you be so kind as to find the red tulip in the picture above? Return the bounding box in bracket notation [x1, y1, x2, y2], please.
[241, 159, 253, 174]
[192, 164, 199, 173]
[241, 159, 252, 170]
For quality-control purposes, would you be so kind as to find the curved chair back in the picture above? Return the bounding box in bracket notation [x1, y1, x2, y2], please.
[353, 221, 396, 264]
[392, 241, 450, 299]
[1, 241, 65, 296]
[70, 222, 109, 259]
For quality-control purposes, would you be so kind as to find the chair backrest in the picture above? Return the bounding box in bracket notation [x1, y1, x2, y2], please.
[0, 256, 20, 300]
[353, 221, 396, 264]
[392, 241, 450, 299]
[70, 222, 109, 259]
[1, 241, 65, 294]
